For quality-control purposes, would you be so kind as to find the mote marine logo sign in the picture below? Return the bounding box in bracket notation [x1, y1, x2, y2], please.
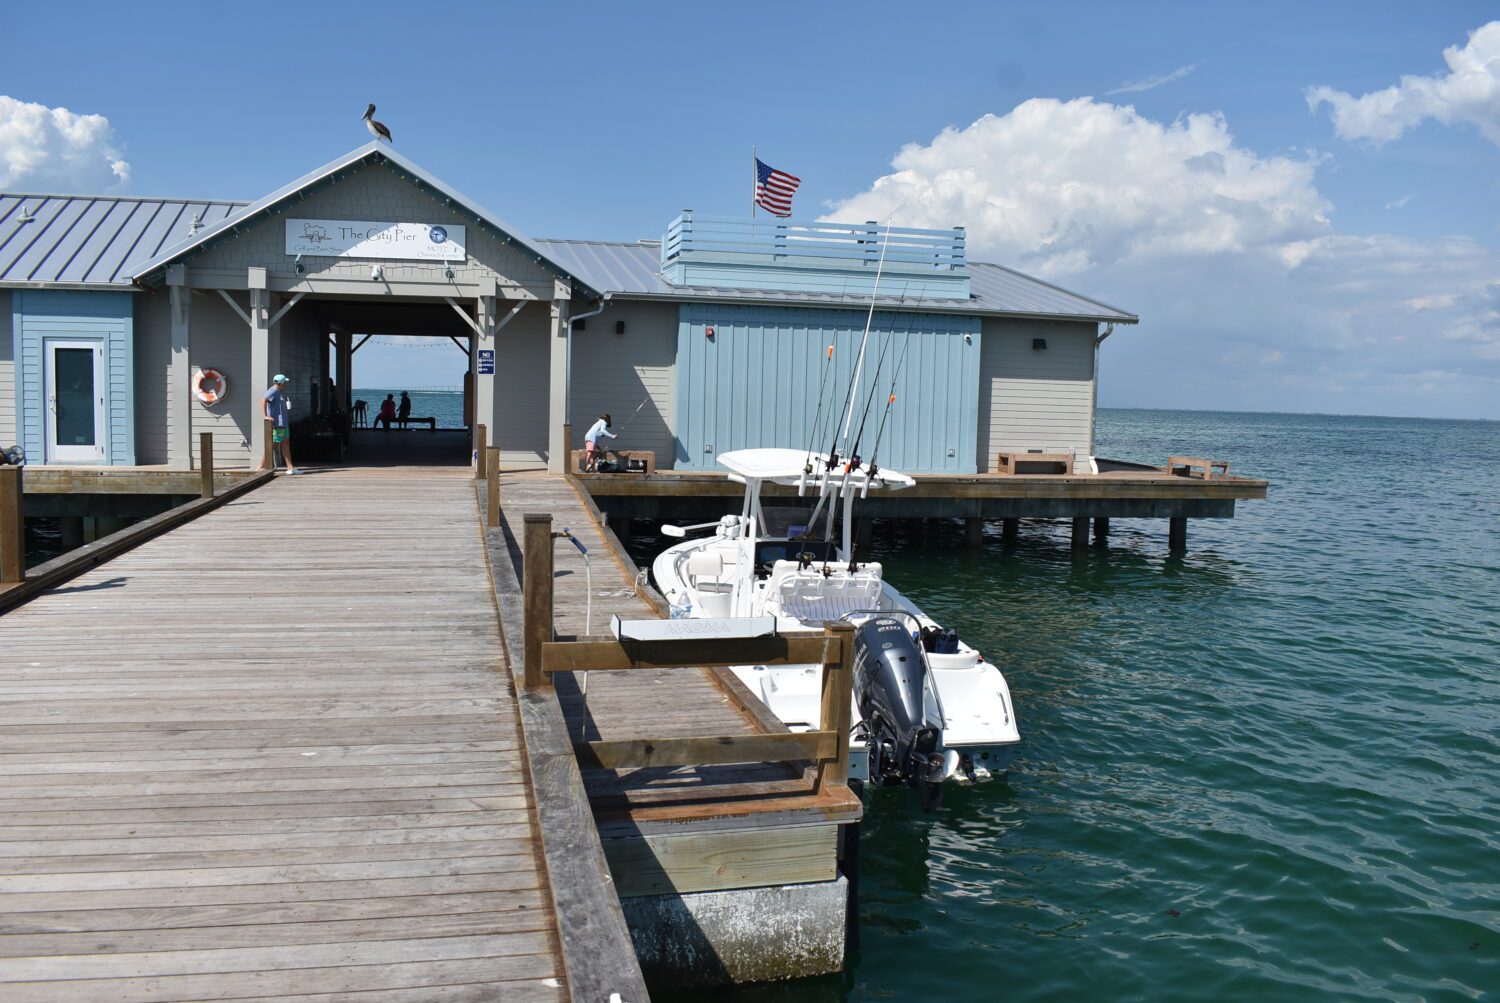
[285, 219, 467, 261]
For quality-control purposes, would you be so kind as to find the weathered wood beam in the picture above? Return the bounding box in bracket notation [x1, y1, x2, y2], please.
[199, 433, 214, 499]
[486, 447, 500, 528]
[575, 730, 837, 771]
[523, 513, 554, 691]
[541, 632, 845, 674]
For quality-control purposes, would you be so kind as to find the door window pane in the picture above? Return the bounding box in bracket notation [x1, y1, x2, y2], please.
[55, 348, 96, 446]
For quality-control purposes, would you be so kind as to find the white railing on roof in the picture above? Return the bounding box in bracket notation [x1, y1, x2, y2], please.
[662, 213, 966, 274]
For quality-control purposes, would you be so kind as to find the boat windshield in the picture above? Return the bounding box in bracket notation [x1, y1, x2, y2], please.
[754, 538, 838, 576]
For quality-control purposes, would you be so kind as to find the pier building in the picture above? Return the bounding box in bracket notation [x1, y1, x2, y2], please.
[2, 142, 1134, 476]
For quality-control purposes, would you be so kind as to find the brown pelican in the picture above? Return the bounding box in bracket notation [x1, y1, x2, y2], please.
[362, 104, 392, 143]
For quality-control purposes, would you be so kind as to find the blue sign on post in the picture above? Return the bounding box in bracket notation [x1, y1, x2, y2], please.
[477, 349, 495, 374]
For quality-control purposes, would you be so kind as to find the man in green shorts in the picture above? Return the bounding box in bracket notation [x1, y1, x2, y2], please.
[260, 374, 300, 474]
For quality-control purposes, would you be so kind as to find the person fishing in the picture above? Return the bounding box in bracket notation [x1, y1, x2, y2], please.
[583, 412, 616, 472]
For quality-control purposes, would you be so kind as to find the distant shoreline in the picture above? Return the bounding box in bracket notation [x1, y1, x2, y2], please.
[1097, 405, 1496, 424]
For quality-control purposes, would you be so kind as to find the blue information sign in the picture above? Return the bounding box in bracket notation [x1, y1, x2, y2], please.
[477, 349, 495, 375]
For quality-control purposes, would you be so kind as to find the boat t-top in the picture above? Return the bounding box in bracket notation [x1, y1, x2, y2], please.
[652, 446, 1020, 808]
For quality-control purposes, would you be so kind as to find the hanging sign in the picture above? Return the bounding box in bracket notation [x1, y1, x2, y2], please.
[477, 350, 495, 374]
[285, 219, 467, 261]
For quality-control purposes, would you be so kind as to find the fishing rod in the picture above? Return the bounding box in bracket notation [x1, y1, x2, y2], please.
[613, 396, 651, 437]
[845, 282, 909, 473]
[800, 343, 836, 489]
[860, 288, 927, 500]
[826, 224, 893, 469]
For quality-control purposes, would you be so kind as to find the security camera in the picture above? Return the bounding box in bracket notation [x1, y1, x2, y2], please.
[371, 264, 384, 281]
[293, 253, 305, 275]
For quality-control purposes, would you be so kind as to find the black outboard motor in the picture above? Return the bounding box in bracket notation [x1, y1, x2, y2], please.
[853, 617, 948, 811]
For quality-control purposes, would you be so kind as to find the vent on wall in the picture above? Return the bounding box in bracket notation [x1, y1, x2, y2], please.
[1032, 338, 1047, 351]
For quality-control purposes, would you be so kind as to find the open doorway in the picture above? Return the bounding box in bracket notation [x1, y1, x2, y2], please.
[316, 297, 475, 469]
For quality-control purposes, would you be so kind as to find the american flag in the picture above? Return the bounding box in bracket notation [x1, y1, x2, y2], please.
[754, 158, 801, 217]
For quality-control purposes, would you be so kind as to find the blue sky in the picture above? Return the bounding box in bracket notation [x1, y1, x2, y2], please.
[3, 1, 1495, 417]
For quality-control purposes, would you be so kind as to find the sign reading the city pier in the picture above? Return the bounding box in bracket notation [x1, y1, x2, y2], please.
[285, 219, 467, 261]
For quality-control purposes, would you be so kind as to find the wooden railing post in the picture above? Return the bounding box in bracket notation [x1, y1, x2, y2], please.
[522, 513, 554, 690]
[199, 432, 214, 499]
[486, 447, 501, 528]
[815, 621, 855, 793]
[562, 422, 573, 473]
[0, 466, 23, 584]
[262, 421, 274, 471]
[473, 423, 487, 481]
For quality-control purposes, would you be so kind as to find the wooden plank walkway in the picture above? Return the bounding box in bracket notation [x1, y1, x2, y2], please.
[0, 469, 566, 1002]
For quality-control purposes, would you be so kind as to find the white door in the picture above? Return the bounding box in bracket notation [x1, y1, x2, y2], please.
[45, 340, 106, 464]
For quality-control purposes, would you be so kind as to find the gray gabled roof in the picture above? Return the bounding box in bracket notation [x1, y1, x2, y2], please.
[0, 194, 244, 287]
[533, 237, 1136, 324]
[128, 143, 602, 298]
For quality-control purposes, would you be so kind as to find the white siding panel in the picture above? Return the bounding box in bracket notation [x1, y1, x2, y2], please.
[133, 290, 171, 464]
[0, 291, 14, 446]
[491, 302, 549, 468]
[978, 318, 1096, 472]
[568, 301, 676, 468]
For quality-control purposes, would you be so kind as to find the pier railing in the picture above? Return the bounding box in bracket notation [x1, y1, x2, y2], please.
[522, 512, 855, 793]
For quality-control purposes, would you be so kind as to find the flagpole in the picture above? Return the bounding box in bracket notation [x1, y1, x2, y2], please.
[751, 145, 757, 219]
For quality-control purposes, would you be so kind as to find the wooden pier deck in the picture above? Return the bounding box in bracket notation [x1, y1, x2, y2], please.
[0, 470, 568, 1002]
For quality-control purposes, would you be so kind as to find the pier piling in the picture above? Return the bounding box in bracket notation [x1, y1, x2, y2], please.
[1169, 516, 1188, 553]
[1094, 517, 1109, 544]
[199, 432, 214, 498]
[0, 466, 22, 582]
[486, 447, 501, 527]
[964, 517, 983, 548]
[1002, 517, 1019, 546]
[522, 512, 554, 691]
[1071, 517, 1089, 551]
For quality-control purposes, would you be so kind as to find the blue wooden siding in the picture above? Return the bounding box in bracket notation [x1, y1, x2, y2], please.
[675, 303, 980, 474]
[12, 290, 135, 465]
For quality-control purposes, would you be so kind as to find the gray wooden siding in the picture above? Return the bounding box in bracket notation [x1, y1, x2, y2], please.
[491, 303, 550, 468]
[132, 290, 171, 464]
[275, 299, 325, 424]
[977, 318, 1097, 472]
[188, 294, 254, 467]
[183, 163, 552, 293]
[569, 301, 675, 468]
[0, 291, 13, 447]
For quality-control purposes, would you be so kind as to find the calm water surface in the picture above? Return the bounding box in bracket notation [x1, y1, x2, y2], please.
[654, 409, 1500, 1002]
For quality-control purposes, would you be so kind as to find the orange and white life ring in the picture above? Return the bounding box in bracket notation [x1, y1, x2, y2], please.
[194, 368, 228, 405]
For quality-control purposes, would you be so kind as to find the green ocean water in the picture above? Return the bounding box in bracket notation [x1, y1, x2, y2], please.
[649, 408, 1500, 1002]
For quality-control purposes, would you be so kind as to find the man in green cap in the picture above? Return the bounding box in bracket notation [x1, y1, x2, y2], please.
[260, 374, 300, 474]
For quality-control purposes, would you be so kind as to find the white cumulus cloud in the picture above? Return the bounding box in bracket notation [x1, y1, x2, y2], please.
[821, 98, 1500, 417]
[0, 95, 131, 190]
[1307, 22, 1500, 147]
[822, 97, 1330, 278]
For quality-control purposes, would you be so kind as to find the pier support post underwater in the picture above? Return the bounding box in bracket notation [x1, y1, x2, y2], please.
[1094, 516, 1109, 544]
[1002, 517, 1019, 546]
[964, 517, 983, 548]
[1, 466, 23, 583]
[1071, 517, 1089, 552]
[1169, 516, 1187, 553]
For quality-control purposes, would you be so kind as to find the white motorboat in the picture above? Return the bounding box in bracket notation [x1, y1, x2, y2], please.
[652, 447, 1020, 808]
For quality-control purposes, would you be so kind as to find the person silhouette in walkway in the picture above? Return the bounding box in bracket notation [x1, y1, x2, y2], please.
[398, 391, 413, 427]
[374, 394, 397, 430]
